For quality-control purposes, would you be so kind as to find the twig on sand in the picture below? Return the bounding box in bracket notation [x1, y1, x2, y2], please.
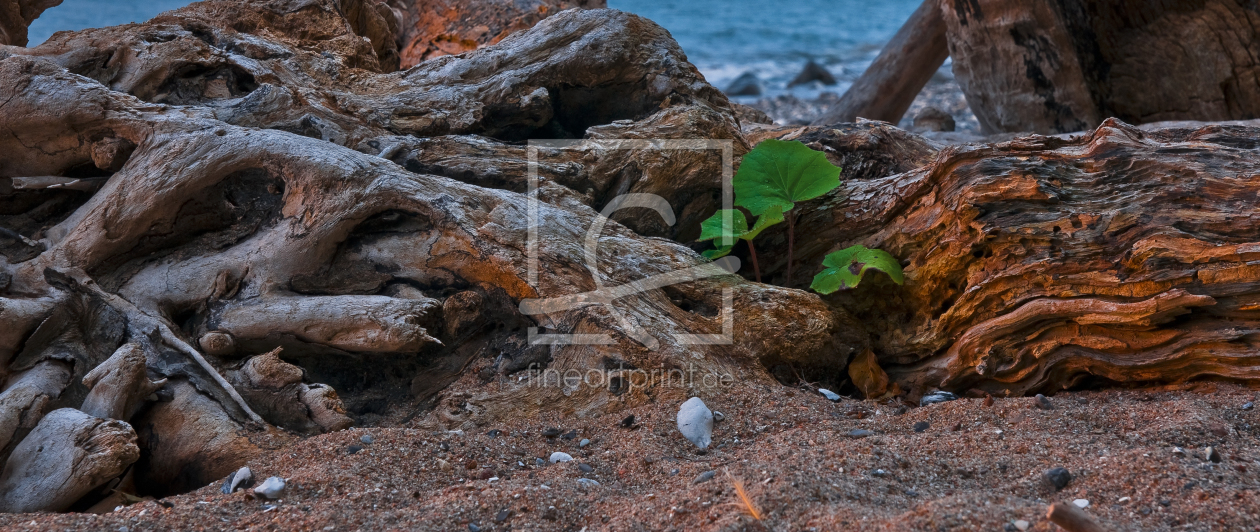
[1047, 502, 1112, 532]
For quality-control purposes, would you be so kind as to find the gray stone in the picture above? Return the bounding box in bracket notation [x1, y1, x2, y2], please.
[725, 72, 762, 96]
[549, 452, 573, 463]
[1044, 467, 1071, 490]
[360, 434, 374, 444]
[913, 421, 930, 433]
[847, 429, 874, 438]
[920, 391, 958, 406]
[677, 397, 714, 449]
[579, 438, 591, 448]
[220, 466, 253, 494]
[819, 388, 841, 401]
[693, 470, 716, 484]
[787, 60, 837, 87]
[255, 477, 285, 499]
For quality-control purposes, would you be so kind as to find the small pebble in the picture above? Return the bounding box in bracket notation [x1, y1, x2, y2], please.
[712, 411, 725, 422]
[1013, 520, 1030, 531]
[346, 445, 363, 455]
[468, 524, 481, 532]
[1160, 499, 1171, 507]
[920, 391, 957, 406]
[560, 430, 578, 440]
[254, 477, 285, 500]
[677, 397, 714, 449]
[1172, 446, 1186, 457]
[620, 415, 635, 428]
[819, 388, 841, 402]
[847, 429, 874, 438]
[1073, 499, 1090, 508]
[1243, 402, 1254, 410]
[693, 470, 716, 484]
[1118, 496, 1131, 504]
[437, 459, 452, 471]
[359, 434, 374, 444]
[439, 442, 450, 451]
[549, 452, 573, 463]
[669, 468, 679, 477]
[579, 438, 591, 448]
[872, 469, 888, 477]
[542, 427, 562, 438]
[913, 421, 930, 433]
[495, 509, 511, 522]
[1044, 467, 1071, 490]
[1205, 446, 1221, 463]
[220, 466, 253, 494]
[577, 478, 600, 488]
[486, 429, 502, 438]
[577, 463, 593, 473]
[983, 395, 994, 407]
[1033, 394, 1053, 410]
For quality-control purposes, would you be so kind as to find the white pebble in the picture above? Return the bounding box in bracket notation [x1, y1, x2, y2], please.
[255, 477, 286, 499]
[818, 388, 841, 401]
[1013, 520, 1029, 531]
[676, 397, 714, 449]
[549, 452, 573, 463]
[1073, 499, 1090, 508]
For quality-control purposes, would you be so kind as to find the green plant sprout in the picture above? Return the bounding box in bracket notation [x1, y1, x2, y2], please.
[697, 205, 784, 282]
[731, 138, 841, 286]
[698, 139, 904, 294]
[809, 245, 904, 294]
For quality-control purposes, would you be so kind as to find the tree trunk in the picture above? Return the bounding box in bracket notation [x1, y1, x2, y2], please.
[811, 0, 949, 126]
[942, 0, 1260, 134]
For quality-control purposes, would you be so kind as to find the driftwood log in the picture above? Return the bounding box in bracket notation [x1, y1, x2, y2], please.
[810, 0, 948, 126]
[941, 0, 1260, 134]
[747, 118, 1260, 396]
[3, 0, 1260, 513]
[0, 0, 831, 508]
[386, 0, 604, 68]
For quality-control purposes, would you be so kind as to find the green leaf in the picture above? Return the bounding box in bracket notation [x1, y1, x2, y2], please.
[742, 204, 784, 241]
[702, 245, 735, 260]
[698, 209, 749, 245]
[733, 139, 841, 216]
[810, 245, 904, 294]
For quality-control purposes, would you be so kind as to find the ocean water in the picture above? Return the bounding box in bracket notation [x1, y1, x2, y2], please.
[28, 0, 926, 100]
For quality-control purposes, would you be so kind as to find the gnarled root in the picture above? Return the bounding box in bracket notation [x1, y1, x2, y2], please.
[0, 408, 139, 513]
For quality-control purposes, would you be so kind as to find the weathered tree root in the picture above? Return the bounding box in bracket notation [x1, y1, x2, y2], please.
[752, 119, 1260, 396]
[0, 0, 832, 507]
[0, 408, 139, 513]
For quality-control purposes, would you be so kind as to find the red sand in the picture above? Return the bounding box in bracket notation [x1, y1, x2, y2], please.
[3, 383, 1258, 531]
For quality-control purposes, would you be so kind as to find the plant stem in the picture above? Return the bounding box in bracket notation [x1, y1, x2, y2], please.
[747, 239, 762, 283]
[785, 210, 796, 287]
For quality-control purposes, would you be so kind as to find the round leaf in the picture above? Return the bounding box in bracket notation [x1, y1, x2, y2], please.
[734, 139, 841, 216]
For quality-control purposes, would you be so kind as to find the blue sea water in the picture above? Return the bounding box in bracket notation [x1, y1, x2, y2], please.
[28, 0, 923, 98]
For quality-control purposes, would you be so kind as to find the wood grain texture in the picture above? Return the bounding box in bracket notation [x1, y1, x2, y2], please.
[943, 0, 1260, 134]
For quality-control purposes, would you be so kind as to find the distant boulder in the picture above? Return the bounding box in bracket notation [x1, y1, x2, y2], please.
[788, 60, 837, 87]
[913, 106, 956, 132]
[725, 71, 763, 96]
